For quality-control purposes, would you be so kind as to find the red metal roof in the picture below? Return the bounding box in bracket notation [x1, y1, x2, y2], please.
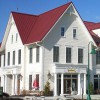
[84, 21, 100, 30]
[84, 21, 100, 46]
[12, 2, 72, 44]
[12, 12, 39, 44]
[12, 2, 100, 46]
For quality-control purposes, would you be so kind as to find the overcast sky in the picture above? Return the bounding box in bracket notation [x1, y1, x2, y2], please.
[0, 0, 100, 42]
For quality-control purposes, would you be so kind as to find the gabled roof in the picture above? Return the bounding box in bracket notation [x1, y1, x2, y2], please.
[12, 2, 72, 44]
[84, 21, 100, 30]
[84, 21, 100, 46]
[12, 12, 39, 44]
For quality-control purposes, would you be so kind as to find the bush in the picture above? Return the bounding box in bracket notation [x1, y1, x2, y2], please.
[90, 82, 93, 94]
[44, 81, 50, 96]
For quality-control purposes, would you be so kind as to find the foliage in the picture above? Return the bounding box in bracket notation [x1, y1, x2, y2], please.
[21, 89, 27, 95]
[44, 81, 50, 96]
[90, 82, 93, 94]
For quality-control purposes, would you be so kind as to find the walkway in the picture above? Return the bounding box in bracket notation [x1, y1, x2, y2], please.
[10, 95, 100, 100]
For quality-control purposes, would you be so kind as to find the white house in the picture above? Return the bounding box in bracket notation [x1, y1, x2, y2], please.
[0, 2, 100, 96]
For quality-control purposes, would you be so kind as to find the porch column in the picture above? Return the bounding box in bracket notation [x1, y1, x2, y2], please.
[12, 75, 15, 95]
[4, 75, 7, 92]
[84, 73, 86, 95]
[15, 74, 18, 95]
[54, 73, 57, 96]
[3, 75, 5, 92]
[61, 73, 64, 95]
[78, 73, 81, 95]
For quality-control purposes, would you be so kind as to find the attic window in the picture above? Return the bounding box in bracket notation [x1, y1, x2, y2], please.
[61, 27, 65, 36]
[16, 33, 18, 42]
[73, 28, 77, 38]
[11, 35, 13, 43]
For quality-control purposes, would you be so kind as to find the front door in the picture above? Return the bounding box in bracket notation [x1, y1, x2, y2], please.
[64, 79, 71, 94]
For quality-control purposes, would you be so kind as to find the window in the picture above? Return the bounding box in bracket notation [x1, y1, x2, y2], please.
[29, 48, 33, 63]
[4, 54, 5, 66]
[78, 48, 83, 63]
[73, 28, 76, 38]
[29, 75, 32, 90]
[61, 27, 65, 36]
[53, 46, 59, 62]
[94, 75, 100, 92]
[11, 35, 13, 43]
[36, 74, 39, 82]
[16, 33, 18, 42]
[8, 52, 10, 65]
[0, 77, 1, 87]
[13, 51, 15, 65]
[36, 46, 40, 62]
[0, 55, 1, 67]
[18, 49, 21, 64]
[66, 47, 71, 63]
[96, 51, 100, 64]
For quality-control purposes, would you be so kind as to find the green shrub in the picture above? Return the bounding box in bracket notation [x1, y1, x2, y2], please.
[90, 82, 93, 94]
[44, 81, 50, 96]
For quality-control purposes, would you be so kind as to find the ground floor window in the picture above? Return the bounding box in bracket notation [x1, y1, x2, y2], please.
[29, 75, 32, 90]
[0, 77, 1, 86]
[94, 75, 100, 94]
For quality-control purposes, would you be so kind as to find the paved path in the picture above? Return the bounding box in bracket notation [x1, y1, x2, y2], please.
[10, 95, 100, 100]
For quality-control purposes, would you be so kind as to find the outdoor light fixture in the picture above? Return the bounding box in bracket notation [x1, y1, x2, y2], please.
[47, 70, 52, 80]
[87, 41, 96, 100]
[18, 74, 23, 80]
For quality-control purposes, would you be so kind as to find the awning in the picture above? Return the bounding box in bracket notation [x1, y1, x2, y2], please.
[33, 79, 39, 89]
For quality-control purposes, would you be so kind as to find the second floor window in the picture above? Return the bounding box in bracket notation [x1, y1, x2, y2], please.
[36, 46, 40, 62]
[29, 48, 33, 63]
[18, 49, 21, 64]
[4, 54, 5, 66]
[53, 46, 59, 62]
[78, 48, 83, 63]
[8, 52, 10, 65]
[96, 51, 100, 64]
[66, 47, 71, 63]
[13, 51, 15, 65]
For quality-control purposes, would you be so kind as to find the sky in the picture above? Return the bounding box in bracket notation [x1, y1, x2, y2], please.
[0, 0, 100, 42]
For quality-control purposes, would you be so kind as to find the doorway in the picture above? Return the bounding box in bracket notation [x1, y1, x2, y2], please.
[64, 74, 78, 94]
[64, 79, 71, 94]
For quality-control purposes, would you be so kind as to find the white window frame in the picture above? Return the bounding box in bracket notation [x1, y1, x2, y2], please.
[73, 28, 77, 39]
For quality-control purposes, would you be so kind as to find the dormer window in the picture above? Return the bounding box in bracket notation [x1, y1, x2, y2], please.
[61, 27, 65, 36]
[73, 28, 77, 38]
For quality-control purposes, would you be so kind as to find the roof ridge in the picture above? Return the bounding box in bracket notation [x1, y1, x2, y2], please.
[39, 2, 72, 16]
[12, 11, 39, 17]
